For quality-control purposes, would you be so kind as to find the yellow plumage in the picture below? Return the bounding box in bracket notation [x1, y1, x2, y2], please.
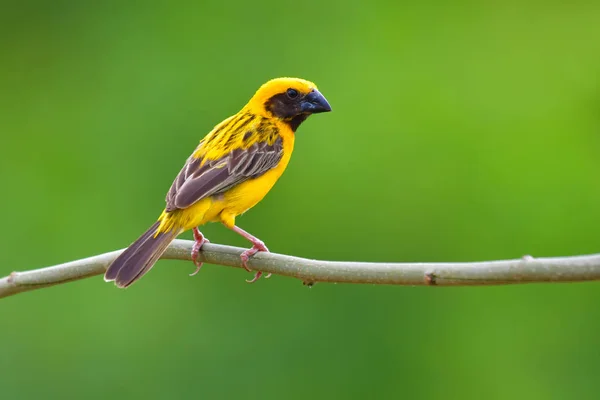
[105, 77, 331, 288]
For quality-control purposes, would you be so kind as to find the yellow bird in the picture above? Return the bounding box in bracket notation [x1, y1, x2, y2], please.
[105, 77, 331, 288]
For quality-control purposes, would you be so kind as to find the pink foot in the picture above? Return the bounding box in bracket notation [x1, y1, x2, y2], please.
[240, 241, 270, 283]
[190, 227, 209, 276]
[228, 225, 272, 283]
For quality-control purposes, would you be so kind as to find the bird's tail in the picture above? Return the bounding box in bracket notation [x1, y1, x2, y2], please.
[104, 221, 181, 288]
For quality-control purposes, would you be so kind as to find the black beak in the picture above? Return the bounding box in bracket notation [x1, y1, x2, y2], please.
[300, 89, 332, 114]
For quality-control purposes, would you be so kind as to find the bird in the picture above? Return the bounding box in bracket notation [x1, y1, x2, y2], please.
[104, 77, 332, 288]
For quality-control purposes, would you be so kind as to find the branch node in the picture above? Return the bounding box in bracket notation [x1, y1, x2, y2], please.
[302, 280, 316, 288]
[522, 254, 534, 262]
[425, 272, 437, 286]
[7, 272, 17, 284]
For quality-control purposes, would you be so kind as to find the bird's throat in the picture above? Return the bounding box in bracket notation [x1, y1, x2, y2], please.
[287, 114, 309, 132]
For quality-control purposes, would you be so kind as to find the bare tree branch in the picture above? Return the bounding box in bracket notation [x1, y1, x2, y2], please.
[2, 239, 600, 299]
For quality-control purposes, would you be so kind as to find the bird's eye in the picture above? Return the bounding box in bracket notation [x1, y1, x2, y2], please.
[286, 88, 299, 99]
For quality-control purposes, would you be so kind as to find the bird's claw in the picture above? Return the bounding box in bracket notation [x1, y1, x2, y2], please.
[190, 229, 209, 277]
[189, 265, 202, 277]
[240, 241, 269, 283]
[246, 271, 263, 283]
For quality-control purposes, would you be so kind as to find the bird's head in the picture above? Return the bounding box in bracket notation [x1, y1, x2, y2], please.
[246, 77, 332, 131]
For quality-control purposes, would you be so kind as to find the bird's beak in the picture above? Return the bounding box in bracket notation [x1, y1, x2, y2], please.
[300, 89, 332, 114]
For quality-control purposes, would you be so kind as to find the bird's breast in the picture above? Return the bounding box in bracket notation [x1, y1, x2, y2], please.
[219, 132, 294, 216]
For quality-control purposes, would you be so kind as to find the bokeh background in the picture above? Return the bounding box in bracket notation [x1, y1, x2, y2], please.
[2, 1, 600, 399]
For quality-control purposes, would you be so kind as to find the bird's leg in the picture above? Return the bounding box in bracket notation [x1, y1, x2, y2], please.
[230, 225, 271, 283]
[190, 227, 209, 276]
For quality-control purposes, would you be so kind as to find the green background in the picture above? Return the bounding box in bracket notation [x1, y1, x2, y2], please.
[2, 1, 600, 399]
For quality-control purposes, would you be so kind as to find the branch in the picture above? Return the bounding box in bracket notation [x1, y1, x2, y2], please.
[2, 239, 600, 299]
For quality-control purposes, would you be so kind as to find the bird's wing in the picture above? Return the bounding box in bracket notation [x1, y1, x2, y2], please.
[165, 136, 284, 211]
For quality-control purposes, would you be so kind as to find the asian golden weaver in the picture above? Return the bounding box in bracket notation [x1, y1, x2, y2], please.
[104, 77, 331, 288]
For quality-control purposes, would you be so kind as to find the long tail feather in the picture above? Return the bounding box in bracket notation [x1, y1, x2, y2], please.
[105, 221, 180, 288]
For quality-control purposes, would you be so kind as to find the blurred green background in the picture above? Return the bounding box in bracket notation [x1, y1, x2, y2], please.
[2, 1, 600, 399]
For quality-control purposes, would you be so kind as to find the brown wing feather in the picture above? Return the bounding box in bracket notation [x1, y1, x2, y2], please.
[165, 136, 283, 212]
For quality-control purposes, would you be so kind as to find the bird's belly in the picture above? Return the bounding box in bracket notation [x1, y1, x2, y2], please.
[219, 166, 286, 216]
